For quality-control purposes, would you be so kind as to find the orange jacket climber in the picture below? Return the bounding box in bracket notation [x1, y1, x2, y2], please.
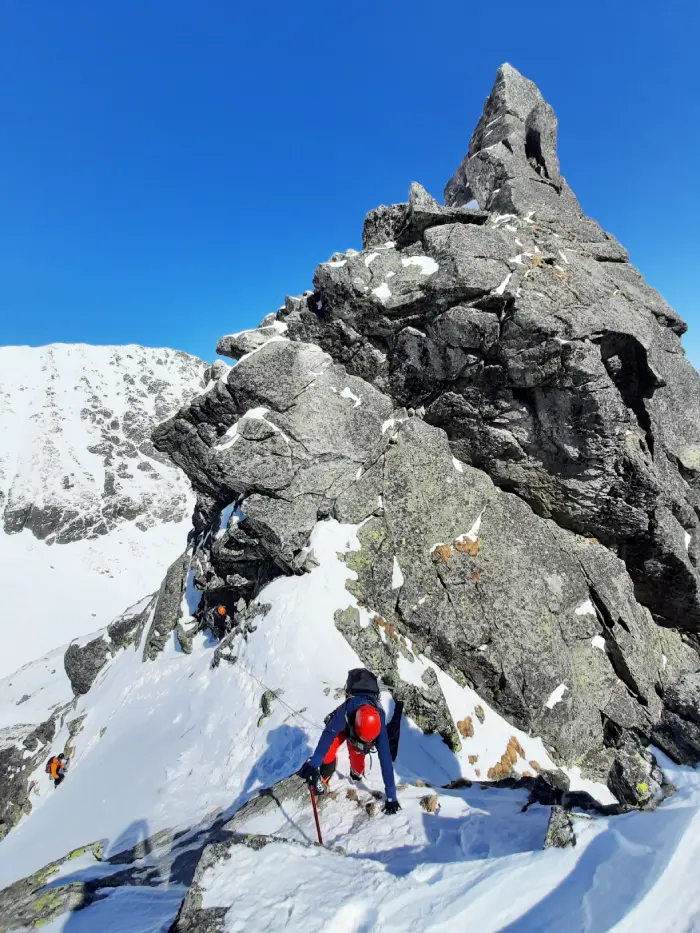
[46, 754, 68, 787]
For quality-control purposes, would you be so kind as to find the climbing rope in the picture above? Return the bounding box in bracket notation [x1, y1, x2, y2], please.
[233, 657, 326, 735]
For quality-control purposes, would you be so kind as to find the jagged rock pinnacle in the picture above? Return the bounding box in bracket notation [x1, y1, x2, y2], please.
[444, 63, 577, 222]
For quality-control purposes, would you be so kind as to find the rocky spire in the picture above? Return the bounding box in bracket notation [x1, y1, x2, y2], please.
[444, 63, 580, 223]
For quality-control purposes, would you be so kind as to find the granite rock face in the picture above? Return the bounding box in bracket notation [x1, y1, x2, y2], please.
[281, 64, 700, 636]
[154, 65, 700, 797]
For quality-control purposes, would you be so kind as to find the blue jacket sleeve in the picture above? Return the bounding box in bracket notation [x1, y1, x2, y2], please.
[376, 724, 397, 801]
[309, 704, 347, 769]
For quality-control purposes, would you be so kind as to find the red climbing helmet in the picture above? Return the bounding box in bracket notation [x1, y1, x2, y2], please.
[353, 704, 381, 745]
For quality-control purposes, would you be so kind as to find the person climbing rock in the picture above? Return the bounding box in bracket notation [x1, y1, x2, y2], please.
[205, 603, 232, 639]
[299, 668, 401, 815]
[45, 753, 68, 788]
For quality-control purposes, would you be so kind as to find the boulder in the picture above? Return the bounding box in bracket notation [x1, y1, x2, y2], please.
[607, 744, 667, 810]
[154, 339, 395, 600]
[543, 806, 576, 849]
[64, 637, 110, 696]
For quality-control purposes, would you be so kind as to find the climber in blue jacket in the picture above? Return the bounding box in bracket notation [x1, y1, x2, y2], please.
[299, 668, 401, 814]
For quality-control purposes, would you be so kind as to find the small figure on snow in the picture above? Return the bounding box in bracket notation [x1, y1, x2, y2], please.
[299, 668, 402, 815]
[45, 753, 68, 788]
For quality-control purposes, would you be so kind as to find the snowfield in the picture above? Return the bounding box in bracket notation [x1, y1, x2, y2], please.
[1, 519, 700, 932]
[0, 343, 206, 679]
[0, 516, 193, 680]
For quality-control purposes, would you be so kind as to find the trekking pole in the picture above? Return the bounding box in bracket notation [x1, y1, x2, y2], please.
[309, 786, 323, 846]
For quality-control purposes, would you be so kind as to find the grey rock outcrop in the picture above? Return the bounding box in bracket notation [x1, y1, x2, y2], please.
[63, 595, 157, 694]
[154, 338, 394, 608]
[216, 320, 286, 362]
[281, 64, 700, 635]
[607, 743, 668, 810]
[363, 182, 487, 251]
[543, 806, 576, 849]
[0, 841, 104, 932]
[153, 64, 700, 800]
[654, 672, 700, 763]
[143, 552, 190, 661]
[338, 417, 695, 777]
[64, 637, 110, 696]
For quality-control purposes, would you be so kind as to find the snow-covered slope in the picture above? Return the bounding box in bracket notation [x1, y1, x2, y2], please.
[2, 519, 700, 932]
[0, 343, 207, 678]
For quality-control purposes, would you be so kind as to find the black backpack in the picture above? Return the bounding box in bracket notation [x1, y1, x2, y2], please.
[345, 668, 380, 697]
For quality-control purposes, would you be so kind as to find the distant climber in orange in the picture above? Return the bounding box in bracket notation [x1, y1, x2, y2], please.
[45, 753, 68, 788]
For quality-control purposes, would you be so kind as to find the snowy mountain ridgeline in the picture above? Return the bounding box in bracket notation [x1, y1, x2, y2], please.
[0, 343, 212, 677]
[2, 65, 700, 933]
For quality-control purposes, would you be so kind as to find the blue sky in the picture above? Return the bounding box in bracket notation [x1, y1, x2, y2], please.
[1, 1, 698, 366]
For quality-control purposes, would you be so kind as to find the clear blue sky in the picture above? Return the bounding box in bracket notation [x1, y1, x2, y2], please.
[1, 1, 699, 366]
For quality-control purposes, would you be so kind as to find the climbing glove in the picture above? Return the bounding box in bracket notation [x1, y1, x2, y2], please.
[299, 760, 322, 793]
[383, 799, 401, 815]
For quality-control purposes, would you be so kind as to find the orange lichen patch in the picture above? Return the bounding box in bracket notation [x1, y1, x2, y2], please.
[468, 754, 479, 765]
[346, 788, 358, 802]
[488, 739, 526, 780]
[529, 760, 541, 772]
[522, 771, 534, 778]
[530, 253, 543, 267]
[472, 570, 480, 584]
[414, 779, 428, 788]
[587, 537, 599, 544]
[457, 717, 474, 738]
[474, 768, 481, 777]
[431, 544, 452, 563]
[487, 758, 513, 780]
[374, 614, 398, 641]
[454, 537, 481, 557]
[366, 802, 376, 818]
[420, 795, 439, 814]
[396, 783, 409, 792]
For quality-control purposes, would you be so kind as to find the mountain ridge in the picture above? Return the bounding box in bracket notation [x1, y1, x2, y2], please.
[0, 341, 211, 678]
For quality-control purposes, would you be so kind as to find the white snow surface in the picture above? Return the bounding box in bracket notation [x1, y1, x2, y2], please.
[0, 343, 206, 679]
[373, 283, 392, 302]
[340, 386, 362, 408]
[575, 598, 596, 617]
[400, 256, 439, 276]
[454, 508, 485, 545]
[591, 635, 607, 652]
[494, 272, 513, 295]
[546, 683, 568, 709]
[3, 518, 700, 930]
